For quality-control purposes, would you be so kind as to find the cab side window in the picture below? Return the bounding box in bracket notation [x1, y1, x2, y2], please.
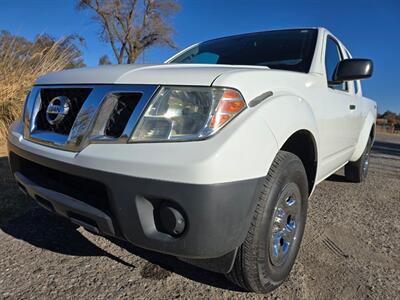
[325, 37, 347, 91]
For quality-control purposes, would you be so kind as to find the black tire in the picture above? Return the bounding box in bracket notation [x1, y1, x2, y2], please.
[345, 137, 372, 183]
[226, 151, 309, 293]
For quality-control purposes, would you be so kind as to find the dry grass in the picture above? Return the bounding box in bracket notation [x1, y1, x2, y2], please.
[0, 39, 76, 143]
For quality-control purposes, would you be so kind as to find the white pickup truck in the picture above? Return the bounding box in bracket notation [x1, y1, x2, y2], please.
[7, 27, 375, 293]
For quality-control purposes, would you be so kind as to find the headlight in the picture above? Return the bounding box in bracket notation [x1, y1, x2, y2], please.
[130, 86, 246, 142]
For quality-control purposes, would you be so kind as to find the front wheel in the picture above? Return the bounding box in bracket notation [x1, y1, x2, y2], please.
[226, 151, 309, 293]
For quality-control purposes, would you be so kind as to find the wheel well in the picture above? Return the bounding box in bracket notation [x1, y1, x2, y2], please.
[370, 124, 375, 141]
[281, 130, 317, 194]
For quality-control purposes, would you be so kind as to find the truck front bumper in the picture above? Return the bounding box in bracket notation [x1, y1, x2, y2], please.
[7, 139, 262, 273]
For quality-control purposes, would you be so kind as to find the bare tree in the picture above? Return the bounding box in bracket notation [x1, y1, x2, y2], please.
[98, 54, 112, 65]
[77, 0, 180, 64]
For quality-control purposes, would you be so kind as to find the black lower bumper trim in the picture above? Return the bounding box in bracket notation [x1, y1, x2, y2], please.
[8, 140, 263, 273]
[14, 171, 115, 236]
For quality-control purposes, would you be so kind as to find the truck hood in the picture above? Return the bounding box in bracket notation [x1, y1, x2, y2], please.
[35, 64, 269, 86]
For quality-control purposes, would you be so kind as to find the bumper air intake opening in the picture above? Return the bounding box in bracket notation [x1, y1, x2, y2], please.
[17, 182, 28, 195]
[35, 195, 55, 212]
[10, 152, 112, 215]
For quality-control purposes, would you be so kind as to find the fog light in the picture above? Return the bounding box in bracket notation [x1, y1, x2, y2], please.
[158, 204, 186, 237]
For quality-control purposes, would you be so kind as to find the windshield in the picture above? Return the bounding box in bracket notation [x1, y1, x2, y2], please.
[169, 29, 318, 73]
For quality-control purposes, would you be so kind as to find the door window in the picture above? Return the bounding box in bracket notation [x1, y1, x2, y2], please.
[325, 37, 347, 91]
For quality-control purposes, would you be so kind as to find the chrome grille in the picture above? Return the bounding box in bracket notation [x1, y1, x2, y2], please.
[35, 88, 92, 134]
[23, 85, 158, 151]
[104, 93, 142, 138]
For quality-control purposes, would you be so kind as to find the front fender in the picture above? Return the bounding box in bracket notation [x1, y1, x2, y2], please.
[255, 93, 320, 151]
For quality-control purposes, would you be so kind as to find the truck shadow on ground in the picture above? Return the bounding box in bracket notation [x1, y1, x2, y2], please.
[106, 237, 243, 291]
[326, 174, 347, 182]
[1, 207, 134, 268]
[372, 140, 400, 157]
[0, 206, 242, 291]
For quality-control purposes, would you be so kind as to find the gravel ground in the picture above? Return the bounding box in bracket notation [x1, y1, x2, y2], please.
[0, 134, 399, 299]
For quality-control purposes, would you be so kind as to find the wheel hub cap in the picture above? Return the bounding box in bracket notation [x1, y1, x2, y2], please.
[270, 195, 299, 266]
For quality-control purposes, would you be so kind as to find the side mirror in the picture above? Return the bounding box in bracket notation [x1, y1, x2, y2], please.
[333, 58, 373, 82]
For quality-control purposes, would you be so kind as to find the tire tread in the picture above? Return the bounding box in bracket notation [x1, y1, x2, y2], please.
[226, 151, 299, 293]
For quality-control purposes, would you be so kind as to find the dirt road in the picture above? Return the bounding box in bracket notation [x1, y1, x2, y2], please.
[0, 135, 399, 299]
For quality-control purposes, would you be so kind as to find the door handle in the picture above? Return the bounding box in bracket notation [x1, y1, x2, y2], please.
[349, 104, 356, 110]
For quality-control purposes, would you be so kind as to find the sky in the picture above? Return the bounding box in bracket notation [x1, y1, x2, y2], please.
[0, 0, 399, 113]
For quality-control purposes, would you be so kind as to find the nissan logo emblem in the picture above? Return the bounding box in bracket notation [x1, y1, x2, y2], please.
[46, 96, 71, 126]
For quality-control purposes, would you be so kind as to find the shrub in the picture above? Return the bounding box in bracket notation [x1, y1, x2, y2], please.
[0, 31, 84, 143]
